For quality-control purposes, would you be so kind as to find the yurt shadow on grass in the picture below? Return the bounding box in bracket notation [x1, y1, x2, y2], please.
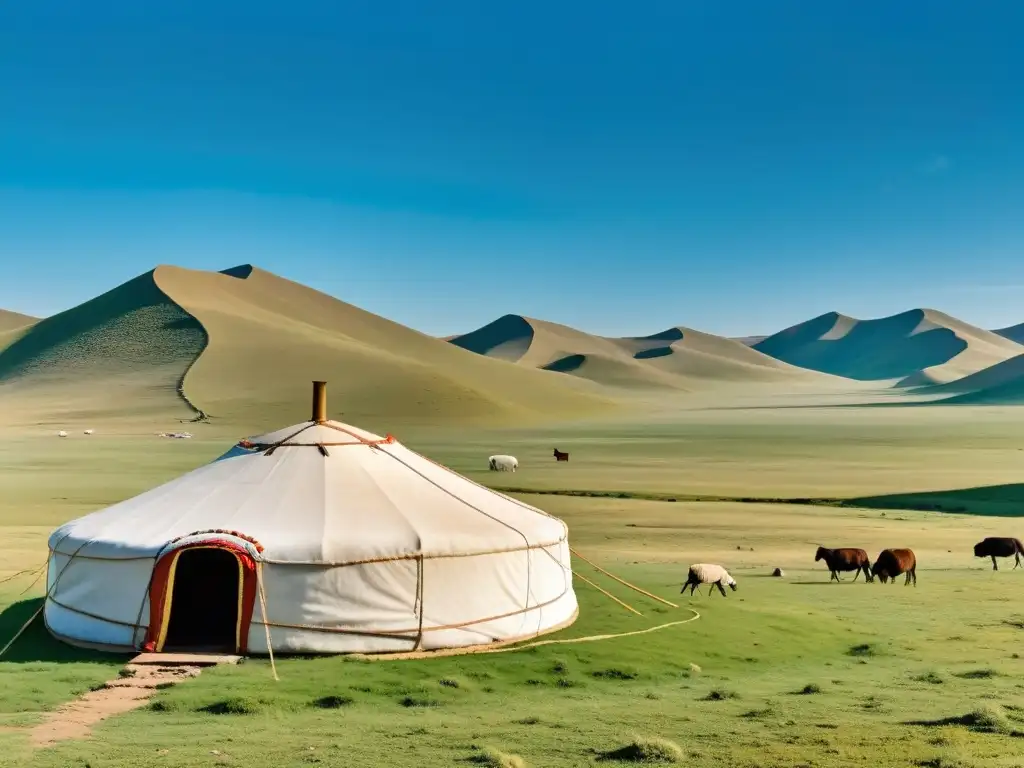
[0, 598, 121, 664]
[40, 382, 580, 660]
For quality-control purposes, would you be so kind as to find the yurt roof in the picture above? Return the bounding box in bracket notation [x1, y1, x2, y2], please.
[49, 382, 566, 565]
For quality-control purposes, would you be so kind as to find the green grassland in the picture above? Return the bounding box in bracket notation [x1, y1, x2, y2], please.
[4, 407, 1024, 766]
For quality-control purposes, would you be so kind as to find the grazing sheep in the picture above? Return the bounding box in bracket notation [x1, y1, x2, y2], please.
[973, 537, 1024, 571]
[871, 548, 917, 586]
[57, 431, 68, 438]
[487, 454, 519, 472]
[814, 546, 873, 583]
[83, 429, 94, 435]
[681, 563, 737, 597]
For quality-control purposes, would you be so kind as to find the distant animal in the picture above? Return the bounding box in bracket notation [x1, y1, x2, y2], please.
[83, 429, 94, 435]
[553, 448, 569, 462]
[771, 567, 785, 578]
[57, 431, 68, 438]
[681, 563, 737, 597]
[814, 546, 873, 583]
[973, 537, 1024, 571]
[871, 548, 917, 586]
[488, 454, 519, 472]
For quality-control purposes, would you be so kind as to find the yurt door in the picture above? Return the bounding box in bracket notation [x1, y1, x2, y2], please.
[143, 542, 258, 654]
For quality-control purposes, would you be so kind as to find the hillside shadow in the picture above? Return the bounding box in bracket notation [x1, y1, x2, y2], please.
[753, 310, 968, 380]
[849, 484, 1024, 517]
[0, 598, 128, 664]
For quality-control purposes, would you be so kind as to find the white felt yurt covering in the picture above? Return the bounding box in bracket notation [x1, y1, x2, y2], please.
[44, 385, 578, 655]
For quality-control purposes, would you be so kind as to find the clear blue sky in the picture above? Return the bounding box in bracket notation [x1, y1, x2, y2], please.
[2, 1, 1022, 337]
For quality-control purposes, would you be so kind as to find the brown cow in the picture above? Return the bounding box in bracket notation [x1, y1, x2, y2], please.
[871, 548, 917, 586]
[814, 546, 872, 583]
[973, 537, 1024, 571]
[553, 448, 569, 462]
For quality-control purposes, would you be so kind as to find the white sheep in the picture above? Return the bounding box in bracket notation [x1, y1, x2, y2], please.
[57, 430, 68, 438]
[83, 429, 94, 435]
[681, 563, 737, 597]
[488, 454, 519, 472]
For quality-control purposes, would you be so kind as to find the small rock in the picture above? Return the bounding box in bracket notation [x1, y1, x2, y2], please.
[772, 568, 785, 577]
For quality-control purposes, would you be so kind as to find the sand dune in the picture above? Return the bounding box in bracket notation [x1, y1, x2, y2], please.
[732, 335, 767, 346]
[993, 324, 1024, 344]
[449, 314, 837, 391]
[0, 309, 37, 333]
[152, 266, 613, 429]
[922, 351, 1024, 404]
[753, 309, 1022, 385]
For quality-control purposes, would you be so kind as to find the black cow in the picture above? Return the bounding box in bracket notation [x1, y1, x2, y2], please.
[973, 537, 1024, 571]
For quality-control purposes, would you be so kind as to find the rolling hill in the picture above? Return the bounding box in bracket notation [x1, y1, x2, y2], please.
[0, 264, 616, 429]
[752, 309, 1023, 386]
[993, 324, 1024, 344]
[925, 351, 1024, 404]
[0, 309, 37, 333]
[448, 314, 839, 391]
[156, 265, 616, 428]
[0, 272, 209, 425]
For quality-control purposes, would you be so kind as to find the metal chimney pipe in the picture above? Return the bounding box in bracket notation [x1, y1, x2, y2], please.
[312, 381, 327, 423]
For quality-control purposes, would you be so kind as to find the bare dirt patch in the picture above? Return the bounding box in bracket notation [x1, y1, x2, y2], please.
[30, 662, 202, 748]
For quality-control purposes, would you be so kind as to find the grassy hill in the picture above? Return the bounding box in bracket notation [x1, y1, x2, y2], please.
[0, 266, 617, 431]
[153, 265, 615, 430]
[449, 314, 838, 392]
[753, 309, 1022, 386]
[0, 272, 206, 426]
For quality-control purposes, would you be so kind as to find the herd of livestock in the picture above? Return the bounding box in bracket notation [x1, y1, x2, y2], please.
[683, 537, 1024, 597]
[486, 450, 1024, 596]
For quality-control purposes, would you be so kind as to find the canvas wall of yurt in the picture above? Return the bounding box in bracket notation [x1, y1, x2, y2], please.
[44, 382, 578, 655]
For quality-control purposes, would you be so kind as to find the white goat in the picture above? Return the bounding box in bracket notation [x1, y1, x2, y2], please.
[681, 563, 737, 597]
[488, 454, 519, 472]
[57, 430, 68, 438]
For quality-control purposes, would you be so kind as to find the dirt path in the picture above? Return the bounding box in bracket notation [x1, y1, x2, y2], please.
[30, 662, 203, 748]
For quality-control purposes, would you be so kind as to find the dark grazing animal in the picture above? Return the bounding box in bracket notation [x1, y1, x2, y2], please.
[814, 546, 872, 583]
[871, 548, 917, 586]
[973, 537, 1024, 570]
[553, 448, 569, 462]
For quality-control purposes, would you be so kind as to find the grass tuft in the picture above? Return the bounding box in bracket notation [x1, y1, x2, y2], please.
[200, 697, 268, 715]
[400, 695, 440, 708]
[550, 659, 570, 675]
[703, 689, 739, 701]
[847, 643, 878, 657]
[912, 670, 947, 685]
[592, 667, 640, 681]
[599, 735, 684, 763]
[312, 695, 354, 709]
[515, 716, 542, 726]
[469, 747, 527, 768]
[795, 683, 823, 695]
[954, 669, 998, 680]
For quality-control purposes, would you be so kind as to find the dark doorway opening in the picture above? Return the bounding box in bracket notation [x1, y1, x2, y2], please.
[163, 548, 241, 652]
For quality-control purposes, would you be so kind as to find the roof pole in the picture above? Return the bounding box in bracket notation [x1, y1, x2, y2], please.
[312, 381, 327, 423]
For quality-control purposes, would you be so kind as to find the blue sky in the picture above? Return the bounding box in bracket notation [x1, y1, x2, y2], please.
[1, 1, 1022, 337]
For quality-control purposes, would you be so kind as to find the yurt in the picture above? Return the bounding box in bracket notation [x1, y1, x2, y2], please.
[44, 382, 578, 655]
